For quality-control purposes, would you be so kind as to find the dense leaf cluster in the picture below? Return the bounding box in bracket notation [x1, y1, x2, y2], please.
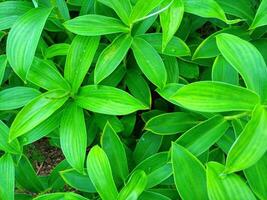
[0, 0, 267, 199]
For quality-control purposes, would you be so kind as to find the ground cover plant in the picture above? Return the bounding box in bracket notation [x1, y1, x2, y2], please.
[0, 0, 267, 199]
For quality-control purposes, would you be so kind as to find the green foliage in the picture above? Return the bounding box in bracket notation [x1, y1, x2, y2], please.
[1, 0, 267, 199]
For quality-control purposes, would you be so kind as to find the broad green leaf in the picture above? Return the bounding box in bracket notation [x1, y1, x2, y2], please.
[94, 113, 124, 132]
[225, 105, 267, 173]
[65, 35, 99, 93]
[87, 145, 118, 200]
[178, 60, 199, 79]
[0, 87, 41, 110]
[146, 163, 172, 188]
[64, 14, 129, 36]
[33, 192, 89, 200]
[176, 115, 229, 156]
[117, 170, 147, 200]
[130, 0, 165, 23]
[60, 103, 87, 173]
[250, 0, 267, 29]
[94, 34, 132, 84]
[145, 112, 198, 135]
[76, 85, 148, 115]
[45, 43, 70, 58]
[101, 122, 129, 183]
[170, 81, 260, 112]
[216, 33, 267, 102]
[171, 143, 208, 200]
[139, 33, 191, 57]
[156, 83, 183, 103]
[28, 58, 70, 91]
[15, 155, 44, 192]
[244, 153, 267, 200]
[207, 162, 256, 200]
[133, 131, 163, 163]
[0, 154, 14, 200]
[160, 0, 184, 51]
[60, 169, 96, 193]
[6, 7, 52, 81]
[131, 36, 167, 89]
[126, 69, 151, 107]
[0, 54, 7, 85]
[0, 121, 21, 154]
[163, 56, 179, 83]
[9, 90, 68, 141]
[139, 191, 171, 200]
[98, 0, 132, 25]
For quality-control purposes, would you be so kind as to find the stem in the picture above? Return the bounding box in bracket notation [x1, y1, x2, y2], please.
[224, 112, 249, 121]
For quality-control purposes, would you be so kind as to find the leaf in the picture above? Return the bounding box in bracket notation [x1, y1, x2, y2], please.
[145, 112, 198, 135]
[225, 105, 267, 173]
[97, 0, 132, 25]
[65, 35, 99, 93]
[171, 143, 209, 200]
[170, 81, 260, 112]
[33, 192, 89, 200]
[45, 43, 70, 59]
[139, 191, 171, 200]
[87, 145, 118, 200]
[60, 169, 96, 193]
[9, 90, 68, 141]
[216, 33, 267, 102]
[250, 0, 267, 29]
[0, 154, 14, 200]
[101, 122, 129, 183]
[0, 121, 21, 154]
[94, 33, 132, 84]
[0, 87, 41, 110]
[6, 7, 52, 81]
[163, 56, 179, 83]
[64, 14, 129, 36]
[131, 36, 167, 89]
[206, 162, 256, 200]
[76, 85, 148, 115]
[117, 170, 147, 200]
[28, 58, 70, 91]
[244, 153, 267, 200]
[60, 103, 87, 173]
[176, 115, 229, 156]
[0, 54, 7, 85]
[160, 0, 184, 51]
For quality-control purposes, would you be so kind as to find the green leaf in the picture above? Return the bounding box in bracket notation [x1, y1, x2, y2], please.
[207, 162, 256, 200]
[250, 0, 267, 29]
[0, 121, 21, 154]
[244, 153, 267, 200]
[6, 7, 52, 81]
[216, 33, 267, 102]
[163, 56, 179, 83]
[60, 169, 96, 193]
[0, 154, 14, 200]
[117, 170, 147, 200]
[139, 191, 171, 200]
[44, 43, 70, 59]
[87, 145, 118, 200]
[101, 122, 129, 183]
[9, 90, 68, 141]
[33, 192, 89, 200]
[170, 81, 260, 112]
[28, 58, 70, 91]
[160, 0, 184, 51]
[0, 54, 7, 85]
[76, 85, 148, 115]
[65, 35, 99, 93]
[225, 105, 267, 173]
[64, 14, 129, 36]
[60, 103, 87, 173]
[176, 115, 229, 156]
[0, 87, 41, 110]
[94, 34, 132, 84]
[97, 0, 132, 25]
[131, 36, 167, 89]
[145, 112, 198, 135]
[171, 143, 208, 200]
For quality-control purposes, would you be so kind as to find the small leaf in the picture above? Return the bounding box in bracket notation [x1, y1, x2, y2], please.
[76, 85, 148, 115]
[33, 192, 89, 200]
[225, 105, 267, 173]
[171, 143, 209, 200]
[94, 34, 132, 84]
[139, 191, 171, 200]
[131, 36, 167, 89]
[64, 14, 129, 36]
[87, 145, 118, 200]
[250, 0, 267, 29]
[207, 162, 256, 200]
[170, 81, 260, 112]
[45, 43, 70, 59]
[6, 7, 52, 81]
